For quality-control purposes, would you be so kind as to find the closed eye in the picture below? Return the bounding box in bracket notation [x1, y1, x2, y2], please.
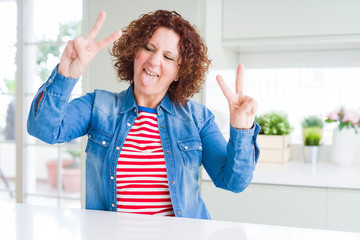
[164, 55, 174, 61]
[144, 45, 154, 51]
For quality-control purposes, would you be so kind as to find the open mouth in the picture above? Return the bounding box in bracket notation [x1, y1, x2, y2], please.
[143, 68, 159, 77]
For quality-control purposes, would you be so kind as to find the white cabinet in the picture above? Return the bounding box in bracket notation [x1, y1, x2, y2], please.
[222, 0, 360, 52]
[201, 181, 360, 232]
[327, 188, 360, 232]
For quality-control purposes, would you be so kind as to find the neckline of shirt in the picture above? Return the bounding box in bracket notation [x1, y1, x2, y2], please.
[137, 105, 157, 114]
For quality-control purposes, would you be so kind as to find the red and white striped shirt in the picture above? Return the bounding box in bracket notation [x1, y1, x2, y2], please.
[116, 106, 174, 216]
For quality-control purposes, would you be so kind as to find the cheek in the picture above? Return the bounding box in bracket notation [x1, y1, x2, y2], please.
[134, 51, 146, 68]
[170, 65, 179, 79]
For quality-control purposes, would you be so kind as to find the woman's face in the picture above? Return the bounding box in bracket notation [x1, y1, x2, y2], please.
[133, 27, 180, 107]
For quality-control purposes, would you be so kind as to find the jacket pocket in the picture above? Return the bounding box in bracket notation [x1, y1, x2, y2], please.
[177, 138, 203, 169]
[85, 128, 112, 162]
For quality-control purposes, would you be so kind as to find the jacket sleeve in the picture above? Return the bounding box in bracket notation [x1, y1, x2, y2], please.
[27, 65, 94, 144]
[201, 109, 261, 193]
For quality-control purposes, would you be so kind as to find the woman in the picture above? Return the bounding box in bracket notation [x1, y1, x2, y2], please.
[27, 10, 260, 219]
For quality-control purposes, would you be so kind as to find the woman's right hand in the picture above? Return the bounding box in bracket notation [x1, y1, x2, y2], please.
[58, 11, 122, 79]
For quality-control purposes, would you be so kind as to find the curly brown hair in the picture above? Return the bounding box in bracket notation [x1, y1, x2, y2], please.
[111, 10, 211, 105]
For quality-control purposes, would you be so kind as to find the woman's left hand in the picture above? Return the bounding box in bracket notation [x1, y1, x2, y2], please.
[216, 64, 258, 130]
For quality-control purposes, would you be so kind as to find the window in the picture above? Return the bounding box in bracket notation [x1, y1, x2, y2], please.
[0, 0, 17, 202]
[24, 0, 83, 208]
[205, 67, 360, 144]
[0, 0, 83, 208]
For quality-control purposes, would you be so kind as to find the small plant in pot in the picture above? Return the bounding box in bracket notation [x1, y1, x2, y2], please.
[301, 116, 323, 164]
[255, 111, 293, 163]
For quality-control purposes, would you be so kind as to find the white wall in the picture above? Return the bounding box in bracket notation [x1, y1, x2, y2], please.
[84, 0, 206, 99]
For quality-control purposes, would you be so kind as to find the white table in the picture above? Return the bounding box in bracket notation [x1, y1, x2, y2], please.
[1, 203, 360, 240]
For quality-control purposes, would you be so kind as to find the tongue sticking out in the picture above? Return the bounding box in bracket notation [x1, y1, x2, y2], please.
[141, 69, 158, 87]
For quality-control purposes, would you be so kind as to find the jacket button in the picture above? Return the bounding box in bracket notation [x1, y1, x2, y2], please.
[116, 146, 120, 150]
[48, 78, 53, 83]
[161, 125, 164, 128]
[171, 181, 175, 185]
[134, 109, 137, 112]
[102, 141, 106, 145]
[158, 108, 162, 111]
[184, 146, 188, 150]
[111, 203, 115, 208]
[127, 123, 131, 127]
[110, 176, 114, 180]
[176, 211, 180, 215]
[166, 150, 170, 154]
[199, 146, 202, 150]
[88, 134, 92, 138]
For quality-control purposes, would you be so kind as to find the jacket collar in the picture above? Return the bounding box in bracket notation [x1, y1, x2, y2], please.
[120, 85, 175, 115]
[120, 85, 137, 114]
[158, 92, 174, 114]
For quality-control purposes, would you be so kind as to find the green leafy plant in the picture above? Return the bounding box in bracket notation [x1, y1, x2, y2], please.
[302, 127, 322, 146]
[301, 116, 323, 146]
[255, 111, 292, 135]
[301, 115, 323, 129]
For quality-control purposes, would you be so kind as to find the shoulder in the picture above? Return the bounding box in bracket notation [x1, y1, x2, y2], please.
[92, 89, 127, 116]
[173, 99, 215, 126]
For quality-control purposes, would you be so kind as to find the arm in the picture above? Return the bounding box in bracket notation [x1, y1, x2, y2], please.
[202, 64, 260, 192]
[27, 66, 94, 144]
[27, 11, 122, 144]
[201, 112, 260, 193]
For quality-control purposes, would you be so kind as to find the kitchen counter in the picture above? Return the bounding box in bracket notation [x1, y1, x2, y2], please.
[2, 203, 360, 240]
[202, 161, 360, 189]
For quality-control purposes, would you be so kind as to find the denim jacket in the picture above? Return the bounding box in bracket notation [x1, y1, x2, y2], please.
[27, 66, 261, 219]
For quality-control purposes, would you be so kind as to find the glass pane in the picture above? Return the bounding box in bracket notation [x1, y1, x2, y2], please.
[0, 96, 16, 198]
[33, 0, 82, 42]
[25, 144, 81, 198]
[25, 43, 83, 95]
[0, 141, 16, 201]
[0, 1, 16, 203]
[0, 95, 16, 141]
[60, 147, 81, 198]
[206, 67, 360, 143]
[26, 145, 60, 197]
[24, 0, 83, 207]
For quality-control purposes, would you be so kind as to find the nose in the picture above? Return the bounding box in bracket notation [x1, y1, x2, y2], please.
[148, 52, 161, 66]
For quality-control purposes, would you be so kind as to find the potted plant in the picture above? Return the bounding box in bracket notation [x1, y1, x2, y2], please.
[325, 107, 360, 165]
[62, 149, 81, 192]
[255, 111, 292, 163]
[46, 149, 81, 192]
[301, 116, 323, 164]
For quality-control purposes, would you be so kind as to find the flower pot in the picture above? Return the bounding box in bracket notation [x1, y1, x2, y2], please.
[46, 160, 73, 188]
[304, 146, 320, 164]
[62, 168, 81, 192]
[257, 135, 290, 163]
[331, 128, 356, 165]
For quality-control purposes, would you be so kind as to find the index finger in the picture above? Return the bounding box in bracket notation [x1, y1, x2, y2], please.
[87, 11, 107, 41]
[236, 64, 244, 95]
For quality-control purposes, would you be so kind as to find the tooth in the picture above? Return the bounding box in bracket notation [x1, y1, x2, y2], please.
[144, 68, 158, 76]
